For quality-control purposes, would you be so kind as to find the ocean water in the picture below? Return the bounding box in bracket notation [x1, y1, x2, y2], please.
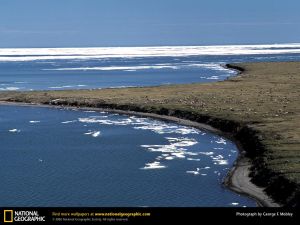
[1, 44, 299, 207]
[0, 44, 300, 91]
[0, 105, 255, 207]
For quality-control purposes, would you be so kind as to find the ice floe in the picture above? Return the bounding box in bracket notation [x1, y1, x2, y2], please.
[0, 87, 20, 91]
[61, 120, 77, 124]
[78, 115, 201, 135]
[141, 161, 166, 170]
[9, 129, 21, 133]
[211, 155, 228, 165]
[186, 168, 200, 175]
[84, 130, 101, 137]
[134, 123, 199, 135]
[215, 138, 227, 145]
[140, 137, 199, 169]
[29, 120, 40, 123]
[186, 167, 210, 176]
[1, 44, 300, 62]
[78, 117, 128, 125]
[206, 76, 220, 80]
[77, 113, 232, 171]
[198, 152, 214, 156]
[141, 137, 197, 154]
[187, 158, 201, 161]
[49, 84, 87, 89]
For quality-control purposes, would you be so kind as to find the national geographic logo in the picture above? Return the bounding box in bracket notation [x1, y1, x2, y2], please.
[3, 210, 45, 223]
[4, 210, 13, 223]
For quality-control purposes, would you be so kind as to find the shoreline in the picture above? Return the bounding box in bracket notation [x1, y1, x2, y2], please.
[0, 100, 278, 207]
[1, 61, 299, 207]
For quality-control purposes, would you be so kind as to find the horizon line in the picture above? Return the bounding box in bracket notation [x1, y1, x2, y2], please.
[0, 42, 300, 49]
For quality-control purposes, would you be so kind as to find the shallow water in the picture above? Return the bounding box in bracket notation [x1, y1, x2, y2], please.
[0, 105, 256, 207]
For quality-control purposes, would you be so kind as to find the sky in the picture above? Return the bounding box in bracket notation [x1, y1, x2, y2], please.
[0, 0, 299, 47]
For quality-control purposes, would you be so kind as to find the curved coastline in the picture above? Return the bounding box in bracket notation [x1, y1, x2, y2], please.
[0, 100, 277, 207]
[1, 61, 299, 207]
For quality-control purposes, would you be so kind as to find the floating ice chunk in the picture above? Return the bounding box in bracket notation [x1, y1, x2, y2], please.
[78, 117, 132, 125]
[84, 130, 101, 137]
[206, 76, 219, 80]
[166, 137, 198, 146]
[61, 120, 77, 124]
[98, 120, 114, 125]
[216, 138, 227, 145]
[78, 118, 100, 123]
[0, 87, 20, 91]
[171, 152, 185, 158]
[29, 120, 40, 123]
[211, 155, 228, 165]
[231, 202, 239, 206]
[186, 171, 199, 175]
[140, 137, 198, 164]
[187, 158, 201, 161]
[212, 155, 224, 159]
[141, 161, 166, 170]
[185, 152, 198, 156]
[90, 115, 108, 118]
[199, 152, 214, 156]
[213, 159, 228, 165]
[9, 129, 20, 133]
[92, 131, 101, 137]
[218, 160, 228, 165]
[134, 123, 199, 135]
[186, 168, 200, 175]
[84, 110, 96, 113]
[176, 128, 199, 135]
[165, 156, 176, 160]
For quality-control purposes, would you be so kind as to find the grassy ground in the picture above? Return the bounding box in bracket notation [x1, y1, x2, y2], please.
[1, 61, 299, 205]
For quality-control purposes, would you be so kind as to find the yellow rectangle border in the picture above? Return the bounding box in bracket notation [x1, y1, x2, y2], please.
[4, 210, 13, 223]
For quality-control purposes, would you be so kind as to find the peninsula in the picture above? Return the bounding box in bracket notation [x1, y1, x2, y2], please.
[1, 61, 299, 206]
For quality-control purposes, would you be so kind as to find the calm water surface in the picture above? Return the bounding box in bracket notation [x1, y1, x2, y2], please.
[0, 105, 256, 207]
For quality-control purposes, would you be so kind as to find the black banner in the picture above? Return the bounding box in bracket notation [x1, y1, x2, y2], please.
[0, 207, 298, 225]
